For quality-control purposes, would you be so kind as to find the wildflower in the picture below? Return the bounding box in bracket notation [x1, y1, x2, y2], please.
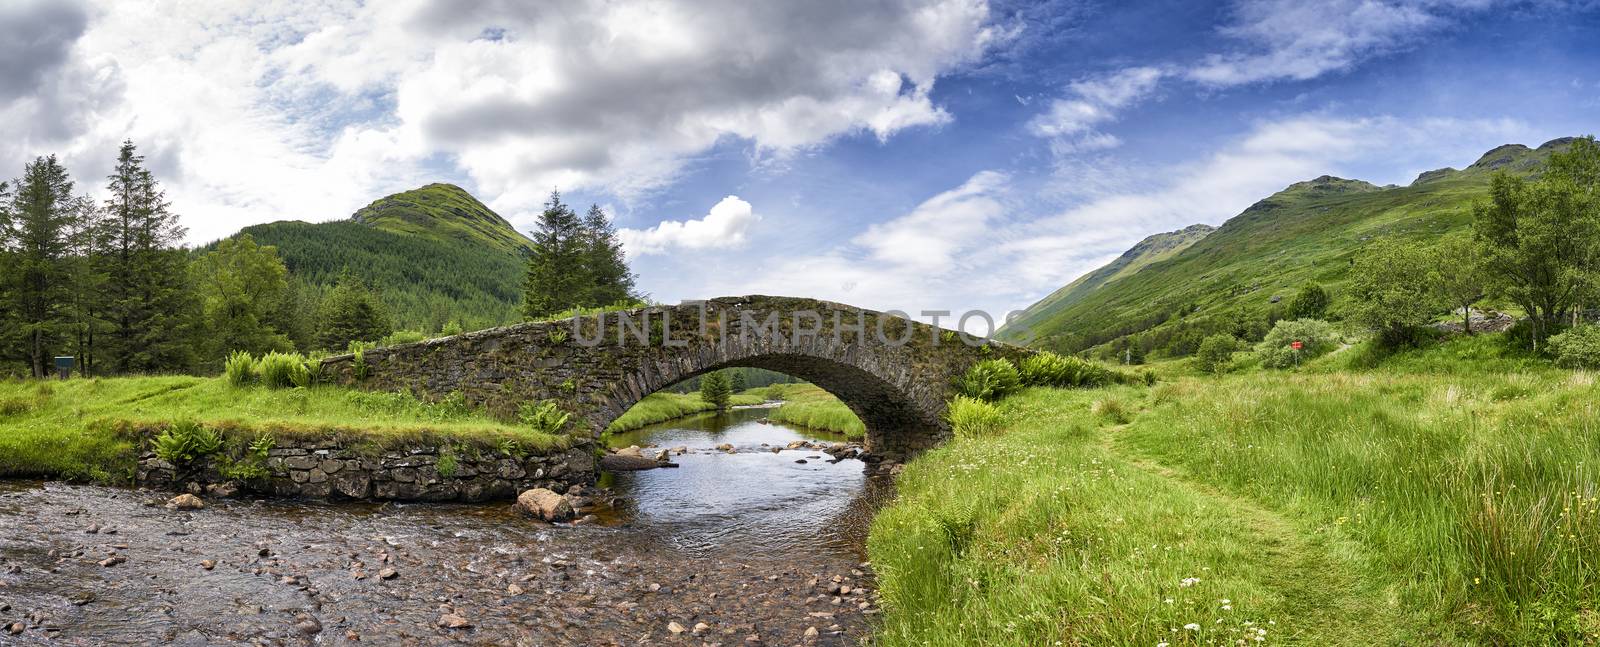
[1184, 623, 1201, 631]
[1181, 577, 1201, 587]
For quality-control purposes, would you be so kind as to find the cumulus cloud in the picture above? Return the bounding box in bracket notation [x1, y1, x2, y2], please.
[620, 196, 761, 255]
[2, 0, 1001, 243]
[854, 171, 1008, 270]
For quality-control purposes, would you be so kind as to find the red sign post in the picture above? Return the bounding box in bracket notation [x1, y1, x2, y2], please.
[1290, 340, 1303, 350]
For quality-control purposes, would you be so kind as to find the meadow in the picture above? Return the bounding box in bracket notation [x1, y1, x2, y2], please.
[867, 335, 1600, 645]
[756, 383, 867, 438]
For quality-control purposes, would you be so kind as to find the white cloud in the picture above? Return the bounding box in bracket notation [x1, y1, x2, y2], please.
[620, 196, 761, 255]
[1027, 66, 1163, 152]
[854, 171, 1008, 270]
[1185, 0, 1494, 86]
[0, 0, 1002, 243]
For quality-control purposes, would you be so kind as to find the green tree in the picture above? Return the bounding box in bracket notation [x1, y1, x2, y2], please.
[1288, 283, 1329, 320]
[699, 370, 732, 410]
[1431, 235, 1487, 335]
[99, 141, 198, 373]
[316, 273, 393, 351]
[1, 156, 82, 377]
[62, 192, 110, 376]
[1255, 319, 1339, 369]
[521, 191, 590, 319]
[729, 370, 747, 393]
[192, 234, 294, 360]
[1346, 239, 1439, 347]
[1474, 137, 1600, 348]
[581, 204, 639, 307]
[1195, 333, 1238, 374]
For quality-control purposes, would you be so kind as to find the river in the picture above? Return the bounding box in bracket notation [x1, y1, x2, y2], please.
[0, 405, 887, 645]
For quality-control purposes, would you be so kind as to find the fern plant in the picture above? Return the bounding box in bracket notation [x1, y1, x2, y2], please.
[153, 421, 224, 465]
[224, 351, 257, 387]
[518, 400, 571, 434]
[954, 359, 1023, 402]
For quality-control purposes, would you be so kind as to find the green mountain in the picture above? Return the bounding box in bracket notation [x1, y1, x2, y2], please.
[226, 183, 530, 333]
[350, 183, 533, 255]
[1000, 137, 1578, 356]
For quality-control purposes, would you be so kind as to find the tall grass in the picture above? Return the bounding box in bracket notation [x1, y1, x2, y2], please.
[764, 383, 865, 438]
[605, 390, 766, 434]
[1120, 370, 1600, 643]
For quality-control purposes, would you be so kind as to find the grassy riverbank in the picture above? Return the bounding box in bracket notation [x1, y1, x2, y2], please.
[755, 383, 866, 438]
[605, 391, 768, 433]
[0, 376, 569, 482]
[868, 337, 1600, 645]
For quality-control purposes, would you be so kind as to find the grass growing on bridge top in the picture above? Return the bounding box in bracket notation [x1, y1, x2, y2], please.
[869, 340, 1600, 645]
[0, 376, 570, 482]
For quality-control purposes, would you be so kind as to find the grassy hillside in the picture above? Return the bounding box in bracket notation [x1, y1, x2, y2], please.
[869, 335, 1600, 645]
[1000, 138, 1577, 355]
[1007, 223, 1214, 336]
[350, 183, 533, 255]
[223, 183, 531, 332]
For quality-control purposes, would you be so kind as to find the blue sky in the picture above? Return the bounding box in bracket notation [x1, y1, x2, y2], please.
[2, 0, 1597, 324]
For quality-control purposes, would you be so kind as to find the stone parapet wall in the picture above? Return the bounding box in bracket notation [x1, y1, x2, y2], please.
[135, 438, 596, 502]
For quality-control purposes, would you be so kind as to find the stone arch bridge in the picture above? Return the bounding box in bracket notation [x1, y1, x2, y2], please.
[323, 296, 1030, 457]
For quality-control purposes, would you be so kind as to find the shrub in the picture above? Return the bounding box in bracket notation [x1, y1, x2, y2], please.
[348, 340, 376, 380]
[1550, 325, 1600, 369]
[518, 400, 571, 434]
[152, 421, 224, 465]
[1289, 283, 1330, 319]
[259, 351, 311, 389]
[224, 350, 258, 387]
[1255, 319, 1339, 369]
[1195, 334, 1239, 374]
[945, 395, 1006, 439]
[441, 320, 464, 337]
[955, 359, 1023, 401]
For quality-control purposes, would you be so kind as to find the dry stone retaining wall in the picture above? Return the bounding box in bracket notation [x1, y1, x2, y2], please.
[136, 438, 595, 502]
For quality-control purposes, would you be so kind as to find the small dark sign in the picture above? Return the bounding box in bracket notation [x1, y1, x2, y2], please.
[54, 356, 74, 380]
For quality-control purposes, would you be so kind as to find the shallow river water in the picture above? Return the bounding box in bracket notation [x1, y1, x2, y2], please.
[0, 406, 887, 646]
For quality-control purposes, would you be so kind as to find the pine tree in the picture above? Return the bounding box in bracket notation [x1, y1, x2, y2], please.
[1, 156, 81, 377]
[729, 370, 747, 393]
[100, 141, 197, 374]
[63, 193, 111, 376]
[699, 370, 732, 410]
[521, 191, 590, 319]
[316, 272, 393, 351]
[581, 204, 638, 308]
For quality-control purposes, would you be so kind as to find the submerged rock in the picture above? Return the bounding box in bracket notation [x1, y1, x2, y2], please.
[166, 494, 204, 510]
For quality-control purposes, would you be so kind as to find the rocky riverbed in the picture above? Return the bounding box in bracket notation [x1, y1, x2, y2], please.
[0, 408, 891, 646]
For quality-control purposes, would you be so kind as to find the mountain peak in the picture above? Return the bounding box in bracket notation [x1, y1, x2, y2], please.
[351, 183, 532, 255]
[1279, 175, 1382, 197]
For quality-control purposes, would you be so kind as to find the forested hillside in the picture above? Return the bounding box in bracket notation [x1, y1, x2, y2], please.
[1001, 137, 1578, 359]
[220, 183, 531, 332]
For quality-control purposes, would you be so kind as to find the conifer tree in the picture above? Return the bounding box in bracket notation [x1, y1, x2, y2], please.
[581, 204, 638, 307]
[699, 370, 732, 410]
[316, 272, 393, 351]
[100, 140, 197, 373]
[1, 156, 80, 377]
[521, 191, 590, 319]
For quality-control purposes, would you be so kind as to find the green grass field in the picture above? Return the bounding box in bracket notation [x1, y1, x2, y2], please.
[0, 376, 568, 481]
[869, 335, 1600, 645]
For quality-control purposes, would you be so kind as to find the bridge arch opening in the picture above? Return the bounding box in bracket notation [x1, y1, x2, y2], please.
[594, 353, 948, 458]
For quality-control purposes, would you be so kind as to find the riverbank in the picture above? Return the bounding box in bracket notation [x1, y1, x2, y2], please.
[755, 384, 866, 439]
[867, 337, 1600, 645]
[604, 391, 768, 434]
[0, 376, 571, 486]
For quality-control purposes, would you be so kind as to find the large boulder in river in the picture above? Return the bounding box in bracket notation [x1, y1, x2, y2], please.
[166, 494, 205, 510]
[517, 488, 574, 522]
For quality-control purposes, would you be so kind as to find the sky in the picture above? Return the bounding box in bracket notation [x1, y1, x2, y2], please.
[2, 0, 1598, 327]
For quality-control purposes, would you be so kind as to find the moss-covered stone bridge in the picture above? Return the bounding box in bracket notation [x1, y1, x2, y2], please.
[323, 296, 1029, 457]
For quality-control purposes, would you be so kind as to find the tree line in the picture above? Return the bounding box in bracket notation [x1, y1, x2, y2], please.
[1, 143, 646, 378]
